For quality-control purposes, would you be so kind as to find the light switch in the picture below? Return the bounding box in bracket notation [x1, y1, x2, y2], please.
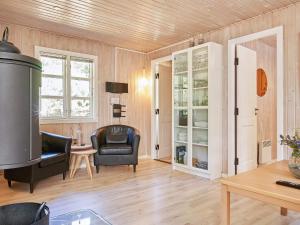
[110, 97, 120, 104]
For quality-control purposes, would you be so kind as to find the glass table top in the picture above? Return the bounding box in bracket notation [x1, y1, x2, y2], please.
[50, 209, 111, 225]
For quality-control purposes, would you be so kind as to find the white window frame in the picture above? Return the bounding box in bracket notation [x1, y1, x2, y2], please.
[35, 46, 98, 124]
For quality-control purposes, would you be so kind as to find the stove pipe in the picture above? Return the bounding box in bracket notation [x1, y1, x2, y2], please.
[0, 27, 42, 169]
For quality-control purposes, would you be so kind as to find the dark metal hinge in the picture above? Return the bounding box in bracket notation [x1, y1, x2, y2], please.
[235, 107, 239, 116]
[155, 73, 159, 79]
[155, 109, 159, 115]
[234, 57, 239, 66]
[155, 144, 159, 150]
[234, 158, 239, 166]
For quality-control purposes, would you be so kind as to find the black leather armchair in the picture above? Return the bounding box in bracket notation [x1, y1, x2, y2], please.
[4, 132, 72, 193]
[91, 125, 140, 173]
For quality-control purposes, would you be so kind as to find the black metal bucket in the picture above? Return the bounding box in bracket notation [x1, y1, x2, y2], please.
[0, 202, 49, 225]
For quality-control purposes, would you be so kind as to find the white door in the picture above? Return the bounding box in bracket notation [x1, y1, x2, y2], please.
[237, 45, 258, 173]
[158, 63, 172, 159]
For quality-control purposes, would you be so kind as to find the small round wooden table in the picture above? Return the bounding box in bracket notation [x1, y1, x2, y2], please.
[69, 145, 97, 180]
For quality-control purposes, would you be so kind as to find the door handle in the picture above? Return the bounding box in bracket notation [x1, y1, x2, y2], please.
[255, 108, 259, 115]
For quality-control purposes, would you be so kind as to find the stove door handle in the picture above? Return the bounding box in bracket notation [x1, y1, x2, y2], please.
[34, 202, 47, 222]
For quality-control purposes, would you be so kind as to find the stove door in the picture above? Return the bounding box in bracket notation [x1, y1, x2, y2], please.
[0, 62, 31, 168]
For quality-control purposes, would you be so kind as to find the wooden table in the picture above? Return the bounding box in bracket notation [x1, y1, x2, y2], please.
[71, 144, 93, 151]
[69, 145, 96, 180]
[221, 161, 300, 225]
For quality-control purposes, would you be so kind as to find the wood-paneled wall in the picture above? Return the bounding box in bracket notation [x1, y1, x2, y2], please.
[0, 21, 150, 156]
[115, 49, 150, 155]
[148, 3, 300, 172]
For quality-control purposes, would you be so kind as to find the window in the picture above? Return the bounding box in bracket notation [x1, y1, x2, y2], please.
[35, 47, 97, 123]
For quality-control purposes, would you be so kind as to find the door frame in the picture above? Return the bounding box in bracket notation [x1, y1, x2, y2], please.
[228, 26, 284, 176]
[150, 55, 172, 160]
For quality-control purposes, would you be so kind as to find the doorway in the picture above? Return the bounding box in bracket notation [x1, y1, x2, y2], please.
[151, 56, 173, 164]
[228, 26, 284, 176]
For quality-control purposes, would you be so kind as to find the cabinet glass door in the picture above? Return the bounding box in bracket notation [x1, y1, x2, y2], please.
[173, 52, 188, 165]
[192, 47, 208, 170]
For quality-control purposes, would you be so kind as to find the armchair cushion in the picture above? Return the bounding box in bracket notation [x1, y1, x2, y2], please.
[106, 134, 127, 144]
[39, 152, 67, 168]
[100, 144, 132, 155]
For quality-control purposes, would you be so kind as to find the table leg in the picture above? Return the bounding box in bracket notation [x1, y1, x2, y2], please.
[221, 184, 230, 225]
[89, 154, 95, 167]
[280, 207, 288, 216]
[69, 154, 76, 178]
[71, 155, 82, 178]
[84, 155, 93, 180]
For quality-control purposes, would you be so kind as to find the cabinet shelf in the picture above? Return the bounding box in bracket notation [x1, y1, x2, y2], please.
[193, 126, 208, 130]
[192, 106, 208, 109]
[193, 87, 208, 90]
[192, 68, 208, 72]
[192, 143, 208, 147]
[174, 106, 188, 110]
[174, 71, 188, 75]
[176, 126, 188, 128]
[174, 88, 188, 91]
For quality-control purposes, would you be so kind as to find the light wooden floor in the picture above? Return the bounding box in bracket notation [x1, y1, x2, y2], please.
[0, 160, 299, 225]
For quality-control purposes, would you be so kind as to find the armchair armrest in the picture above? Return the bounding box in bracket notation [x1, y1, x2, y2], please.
[91, 128, 106, 151]
[41, 132, 72, 155]
[132, 134, 140, 157]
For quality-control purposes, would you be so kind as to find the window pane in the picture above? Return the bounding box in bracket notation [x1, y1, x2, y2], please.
[41, 77, 63, 96]
[71, 80, 90, 97]
[40, 98, 63, 117]
[71, 99, 91, 117]
[41, 56, 65, 75]
[71, 59, 91, 78]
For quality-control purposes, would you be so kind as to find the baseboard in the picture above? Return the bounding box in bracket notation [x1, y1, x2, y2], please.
[221, 173, 228, 178]
[138, 155, 150, 159]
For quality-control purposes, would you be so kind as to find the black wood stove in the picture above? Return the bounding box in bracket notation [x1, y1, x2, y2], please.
[0, 27, 50, 225]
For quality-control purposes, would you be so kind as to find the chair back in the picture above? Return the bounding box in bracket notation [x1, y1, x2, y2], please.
[95, 125, 139, 145]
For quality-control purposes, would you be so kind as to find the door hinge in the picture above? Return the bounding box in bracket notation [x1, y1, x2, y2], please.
[155, 73, 159, 79]
[155, 144, 159, 150]
[234, 57, 239, 66]
[234, 158, 239, 166]
[234, 107, 239, 116]
[155, 108, 159, 115]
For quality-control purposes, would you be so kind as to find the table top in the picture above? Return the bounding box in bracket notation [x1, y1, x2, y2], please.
[71, 144, 93, 151]
[50, 209, 111, 225]
[71, 149, 97, 155]
[221, 160, 300, 204]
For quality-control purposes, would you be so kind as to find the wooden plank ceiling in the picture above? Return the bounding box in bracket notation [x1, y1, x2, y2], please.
[0, 0, 298, 52]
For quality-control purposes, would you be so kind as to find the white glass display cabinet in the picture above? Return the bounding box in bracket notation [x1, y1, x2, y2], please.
[172, 42, 223, 179]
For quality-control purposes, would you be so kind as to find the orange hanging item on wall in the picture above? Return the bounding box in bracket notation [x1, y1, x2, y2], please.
[257, 68, 268, 97]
